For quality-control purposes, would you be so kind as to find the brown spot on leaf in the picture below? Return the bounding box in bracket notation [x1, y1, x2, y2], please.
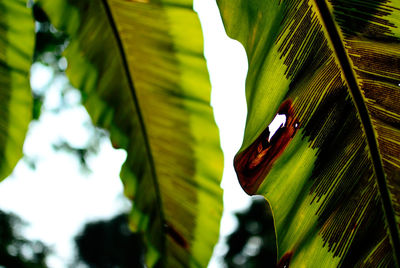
[165, 222, 189, 249]
[234, 99, 299, 195]
[276, 251, 293, 268]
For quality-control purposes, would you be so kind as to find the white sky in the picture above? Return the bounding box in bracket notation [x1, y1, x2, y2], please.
[0, 1, 285, 267]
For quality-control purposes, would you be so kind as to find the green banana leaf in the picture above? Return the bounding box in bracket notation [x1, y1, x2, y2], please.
[217, 0, 400, 266]
[35, 0, 223, 267]
[0, 0, 33, 181]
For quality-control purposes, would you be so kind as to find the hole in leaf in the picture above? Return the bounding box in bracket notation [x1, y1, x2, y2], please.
[268, 114, 287, 141]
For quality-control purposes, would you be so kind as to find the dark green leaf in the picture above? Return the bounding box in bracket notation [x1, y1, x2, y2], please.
[217, 0, 400, 266]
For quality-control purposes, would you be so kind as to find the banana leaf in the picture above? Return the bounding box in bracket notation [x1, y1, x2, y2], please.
[35, 0, 223, 267]
[217, 0, 400, 266]
[0, 0, 33, 181]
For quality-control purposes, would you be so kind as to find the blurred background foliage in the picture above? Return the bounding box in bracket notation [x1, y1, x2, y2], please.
[0, 4, 277, 267]
[24, 3, 107, 173]
[0, 210, 49, 268]
[73, 214, 145, 268]
[223, 197, 276, 268]
[0, 198, 276, 267]
[0, 198, 276, 268]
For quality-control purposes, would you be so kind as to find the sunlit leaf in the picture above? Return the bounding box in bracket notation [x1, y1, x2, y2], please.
[217, 0, 400, 266]
[36, 0, 223, 266]
[0, 0, 34, 181]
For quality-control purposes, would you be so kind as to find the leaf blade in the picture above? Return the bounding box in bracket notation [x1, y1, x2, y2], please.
[37, 0, 223, 266]
[217, 0, 400, 266]
[0, 0, 34, 181]
[316, 0, 400, 264]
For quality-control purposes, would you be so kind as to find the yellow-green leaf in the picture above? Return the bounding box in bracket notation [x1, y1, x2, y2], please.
[0, 0, 34, 181]
[217, 0, 400, 266]
[36, 0, 223, 266]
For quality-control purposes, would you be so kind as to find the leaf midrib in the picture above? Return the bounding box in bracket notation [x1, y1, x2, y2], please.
[314, 0, 400, 265]
[99, 0, 167, 259]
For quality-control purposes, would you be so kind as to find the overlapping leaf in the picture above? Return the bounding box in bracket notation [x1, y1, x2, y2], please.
[0, 0, 33, 181]
[217, 0, 400, 266]
[36, 0, 223, 266]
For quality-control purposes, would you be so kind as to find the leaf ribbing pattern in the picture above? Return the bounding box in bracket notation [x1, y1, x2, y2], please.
[219, 0, 400, 266]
